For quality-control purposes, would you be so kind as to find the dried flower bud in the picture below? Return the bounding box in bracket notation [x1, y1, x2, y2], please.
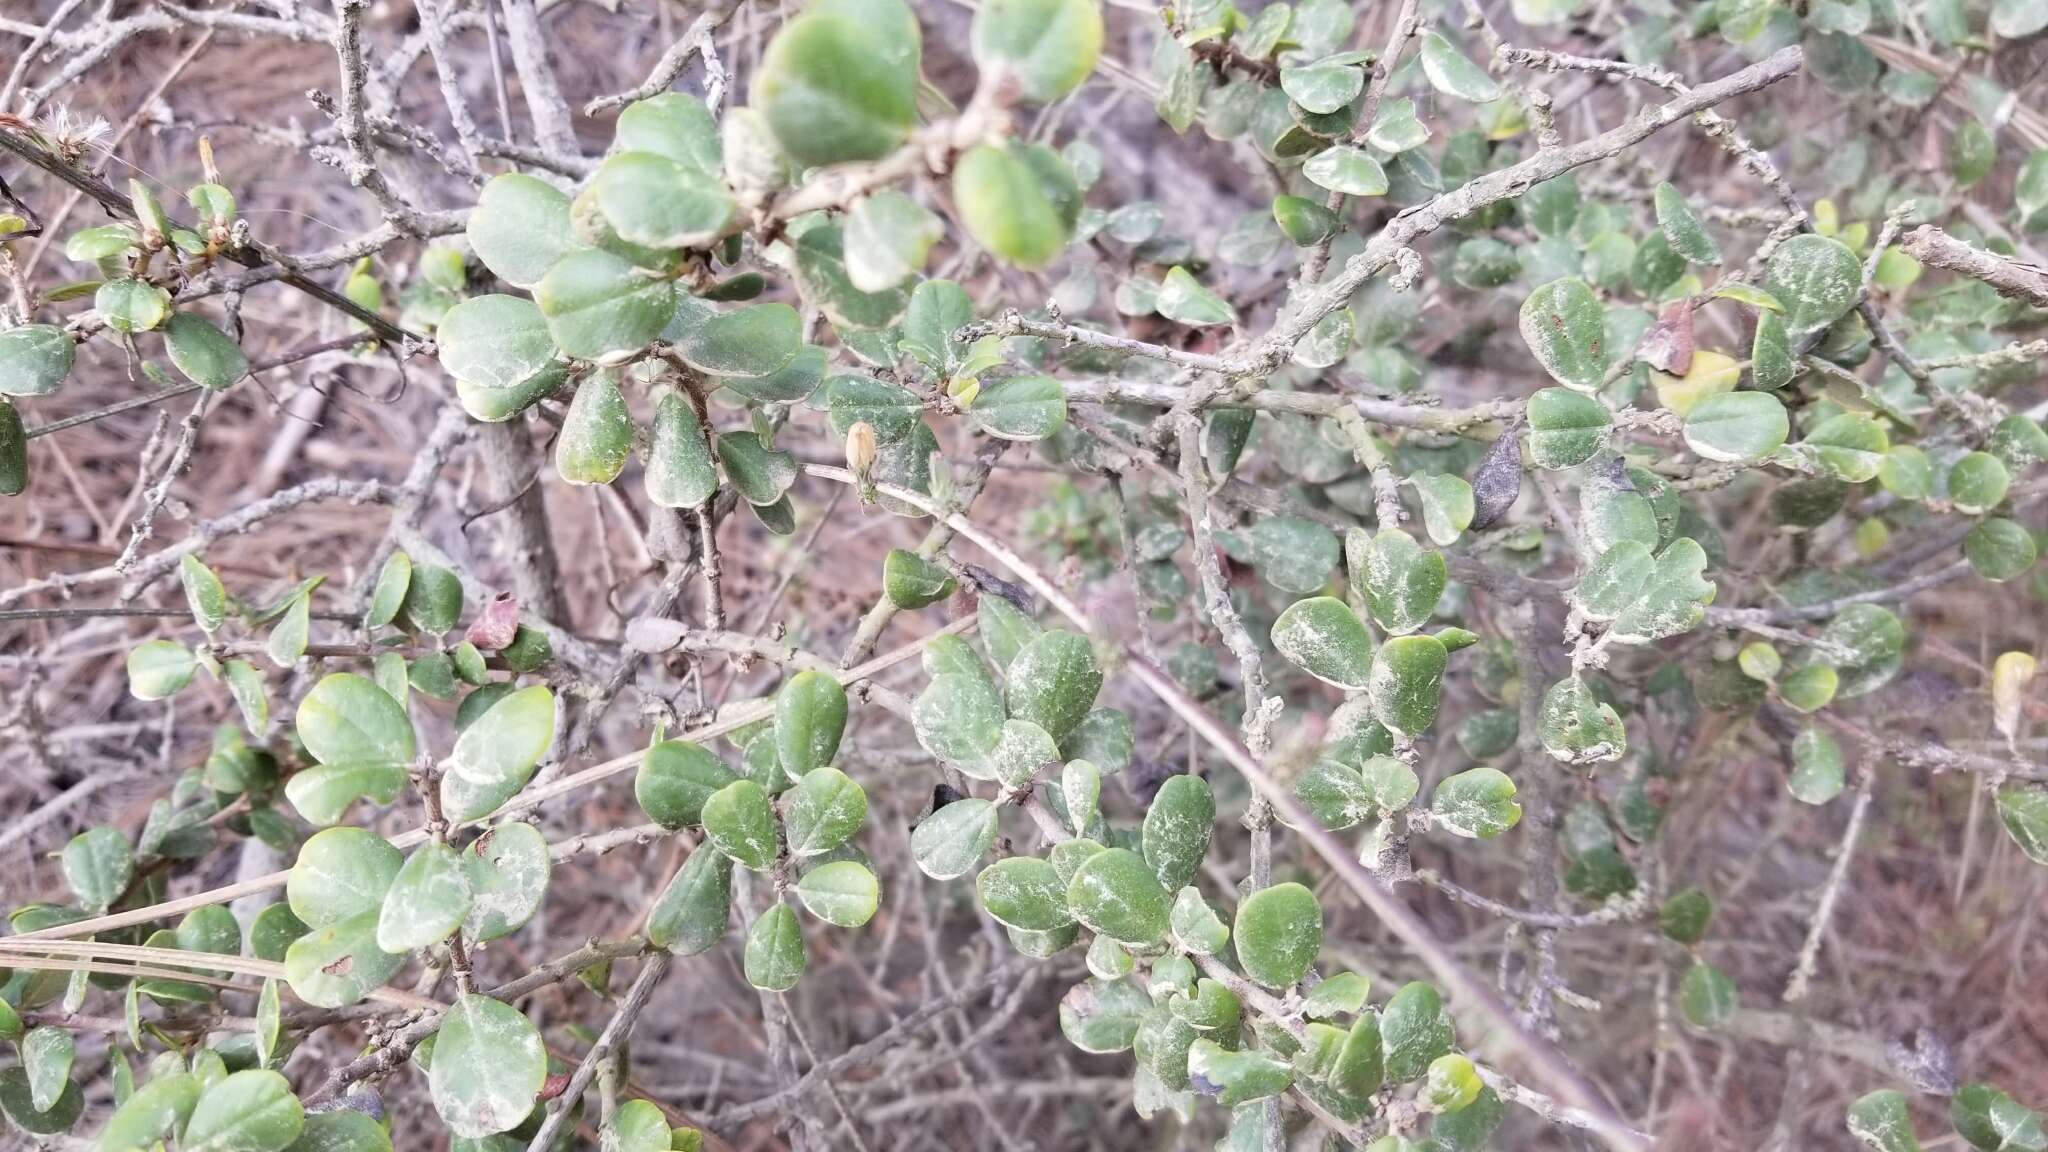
[845, 420, 878, 480]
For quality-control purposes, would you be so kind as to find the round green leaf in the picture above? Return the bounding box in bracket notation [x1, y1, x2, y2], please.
[636, 740, 738, 828]
[282, 912, 405, 1008]
[1005, 630, 1103, 743]
[163, 312, 248, 390]
[776, 669, 848, 777]
[429, 994, 546, 1138]
[1066, 846, 1172, 945]
[646, 846, 733, 954]
[1788, 726, 1846, 804]
[461, 821, 550, 942]
[910, 797, 999, 879]
[96, 278, 171, 333]
[786, 766, 867, 856]
[288, 826, 403, 928]
[1233, 882, 1323, 989]
[969, 374, 1067, 441]
[645, 391, 718, 508]
[1381, 981, 1454, 1082]
[1653, 182, 1721, 265]
[1678, 963, 1737, 1029]
[535, 248, 675, 363]
[1430, 766, 1523, 839]
[1949, 451, 2011, 514]
[1303, 146, 1388, 196]
[883, 548, 957, 609]
[1519, 278, 1606, 391]
[183, 1069, 303, 1152]
[440, 684, 555, 822]
[1271, 596, 1374, 689]
[1354, 527, 1445, 636]
[1155, 265, 1237, 327]
[297, 672, 415, 768]
[1058, 976, 1152, 1053]
[1526, 387, 1610, 469]
[673, 302, 801, 379]
[744, 903, 807, 990]
[592, 151, 735, 248]
[436, 295, 556, 390]
[953, 144, 1078, 270]
[1683, 391, 1788, 463]
[1763, 233, 1862, 338]
[467, 173, 575, 289]
[971, 0, 1103, 103]
[1141, 774, 1214, 892]
[754, 0, 919, 168]
[1368, 634, 1448, 738]
[702, 778, 778, 869]
[377, 841, 472, 953]
[976, 855, 1071, 931]
[555, 372, 634, 486]
[794, 859, 879, 927]
[1419, 32, 1501, 102]
[127, 638, 196, 701]
[1966, 518, 2038, 582]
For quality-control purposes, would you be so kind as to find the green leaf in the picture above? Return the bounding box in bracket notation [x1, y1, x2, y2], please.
[249, 905, 310, 963]
[1424, 1053, 1483, 1114]
[1683, 390, 1788, 463]
[615, 92, 720, 173]
[363, 551, 411, 630]
[716, 429, 797, 507]
[437, 295, 556, 390]
[1537, 675, 1626, 765]
[1430, 766, 1522, 838]
[92, 1072, 199, 1149]
[283, 912, 405, 1008]
[776, 669, 848, 776]
[794, 859, 880, 927]
[288, 826, 403, 928]
[96, 278, 170, 332]
[636, 740, 737, 828]
[1062, 708, 1133, 776]
[22, 1027, 72, 1114]
[794, 224, 912, 328]
[268, 591, 311, 666]
[1380, 982, 1454, 1082]
[535, 249, 675, 363]
[911, 798, 999, 880]
[1419, 32, 1500, 102]
[913, 671, 1006, 772]
[127, 638, 196, 700]
[674, 302, 801, 379]
[1953, 1084, 2048, 1152]
[592, 150, 734, 248]
[1246, 515, 1339, 595]
[285, 761, 406, 827]
[979, 593, 1043, 672]
[1818, 604, 1905, 698]
[1763, 233, 1862, 338]
[1608, 539, 1713, 643]
[1168, 886, 1229, 956]
[1788, 727, 1846, 804]
[0, 1064, 80, 1135]
[1526, 388, 1610, 469]
[984, 717, 1058, 788]
[1779, 663, 1839, 713]
[647, 846, 733, 954]
[62, 825, 133, 912]
[1653, 183, 1721, 265]
[0, 325, 73, 397]
[440, 684, 554, 822]
[1188, 1040, 1294, 1107]
[1005, 630, 1103, 743]
[1968, 518, 2038, 582]
[376, 841, 472, 952]
[1060, 976, 1152, 1053]
[183, 1069, 303, 1152]
[883, 548, 956, 609]
[1352, 527, 1445, 635]
[1408, 472, 1474, 546]
[1880, 445, 1934, 500]
[1802, 412, 1890, 482]
[1065, 846, 1173, 945]
[1280, 58, 1364, 114]
[977, 855, 1072, 930]
[971, 0, 1102, 103]
[430, 995, 546, 1138]
[745, 903, 808, 990]
[1366, 96, 1430, 153]
[969, 373, 1067, 441]
[1950, 451, 2011, 514]
[645, 391, 718, 508]
[754, 0, 920, 168]
[1519, 278, 1606, 390]
[1135, 774, 1210, 893]
[1304, 146, 1388, 196]
[1678, 963, 1737, 1029]
[1233, 882, 1322, 988]
[179, 555, 228, 633]
[785, 766, 867, 856]
[0, 398, 25, 495]
[555, 372, 635, 486]
[953, 143, 1078, 269]
[701, 779, 778, 869]
[163, 312, 249, 390]
[467, 173, 574, 289]
[1156, 266, 1237, 327]
[1271, 596, 1374, 689]
[1996, 786, 2048, 865]
[841, 190, 943, 293]
[1368, 634, 1448, 738]
[1847, 1088, 1922, 1152]
[1659, 887, 1714, 944]
[461, 822, 550, 942]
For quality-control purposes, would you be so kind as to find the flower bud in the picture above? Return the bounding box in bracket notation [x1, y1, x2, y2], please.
[845, 420, 878, 481]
